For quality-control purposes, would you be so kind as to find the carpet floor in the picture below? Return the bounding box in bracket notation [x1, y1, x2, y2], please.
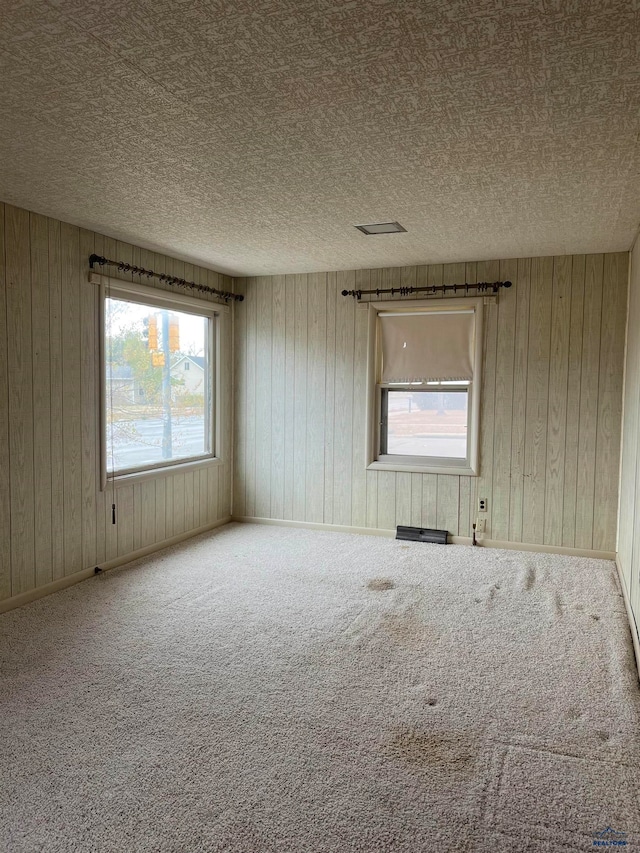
[1, 522, 640, 852]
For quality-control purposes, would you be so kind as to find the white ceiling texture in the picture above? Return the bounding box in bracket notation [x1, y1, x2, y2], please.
[0, 0, 639, 276]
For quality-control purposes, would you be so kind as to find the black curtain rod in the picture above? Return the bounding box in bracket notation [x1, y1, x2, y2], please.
[88, 254, 243, 302]
[341, 280, 512, 300]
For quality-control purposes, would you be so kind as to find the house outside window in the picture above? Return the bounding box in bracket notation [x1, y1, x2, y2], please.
[170, 356, 206, 400]
[365, 297, 483, 476]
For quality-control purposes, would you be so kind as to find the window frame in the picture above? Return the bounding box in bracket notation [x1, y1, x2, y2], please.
[365, 297, 483, 476]
[97, 275, 227, 490]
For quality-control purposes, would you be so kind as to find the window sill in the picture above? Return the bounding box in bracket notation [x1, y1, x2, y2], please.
[103, 455, 223, 490]
[367, 460, 478, 477]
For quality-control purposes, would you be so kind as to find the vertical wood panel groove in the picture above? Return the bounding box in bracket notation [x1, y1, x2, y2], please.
[575, 255, 604, 549]
[270, 276, 285, 519]
[522, 257, 553, 544]
[333, 271, 354, 526]
[293, 275, 308, 521]
[544, 255, 571, 546]
[351, 277, 368, 528]
[477, 259, 499, 539]
[31, 212, 52, 587]
[492, 258, 517, 541]
[508, 258, 531, 542]
[306, 273, 327, 523]
[79, 228, 96, 570]
[562, 256, 586, 547]
[255, 278, 272, 517]
[323, 273, 337, 524]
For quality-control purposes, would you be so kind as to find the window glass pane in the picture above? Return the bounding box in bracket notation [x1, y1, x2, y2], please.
[105, 298, 210, 473]
[385, 390, 467, 459]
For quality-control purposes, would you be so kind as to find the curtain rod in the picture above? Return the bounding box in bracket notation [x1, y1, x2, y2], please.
[88, 254, 243, 302]
[341, 280, 512, 300]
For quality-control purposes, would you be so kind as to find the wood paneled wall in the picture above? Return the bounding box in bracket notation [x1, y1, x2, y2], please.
[618, 237, 640, 628]
[233, 253, 628, 552]
[0, 202, 233, 604]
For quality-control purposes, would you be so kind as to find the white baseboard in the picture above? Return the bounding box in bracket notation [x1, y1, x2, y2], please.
[233, 516, 616, 560]
[0, 516, 233, 614]
[234, 516, 398, 538]
[453, 536, 615, 561]
[615, 557, 640, 683]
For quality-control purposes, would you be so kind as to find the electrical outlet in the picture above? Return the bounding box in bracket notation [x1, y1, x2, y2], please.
[478, 497, 488, 513]
[475, 518, 486, 534]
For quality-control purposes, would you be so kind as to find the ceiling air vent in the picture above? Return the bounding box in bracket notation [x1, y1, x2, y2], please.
[354, 221, 407, 235]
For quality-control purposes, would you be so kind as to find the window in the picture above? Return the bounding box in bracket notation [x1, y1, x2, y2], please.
[366, 297, 483, 475]
[100, 278, 224, 486]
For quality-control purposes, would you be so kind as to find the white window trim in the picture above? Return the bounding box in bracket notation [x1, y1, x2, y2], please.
[91, 272, 228, 490]
[364, 296, 483, 476]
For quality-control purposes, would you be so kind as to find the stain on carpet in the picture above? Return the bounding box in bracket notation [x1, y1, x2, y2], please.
[523, 564, 536, 591]
[553, 592, 564, 617]
[385, 727, 478, 775]
[367, 578, 395, 591]
[487, 583, 501, 604]
[381, 608, 438, 650]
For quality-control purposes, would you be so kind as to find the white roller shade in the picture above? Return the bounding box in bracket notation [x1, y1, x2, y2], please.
[380, 309, 475, 384]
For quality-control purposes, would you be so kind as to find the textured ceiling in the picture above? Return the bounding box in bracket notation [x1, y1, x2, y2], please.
[0, 0, 639, 276]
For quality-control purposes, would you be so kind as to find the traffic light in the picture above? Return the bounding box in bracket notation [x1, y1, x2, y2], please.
[169, 314, 179, 352]
[148, 315, 158, 351]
